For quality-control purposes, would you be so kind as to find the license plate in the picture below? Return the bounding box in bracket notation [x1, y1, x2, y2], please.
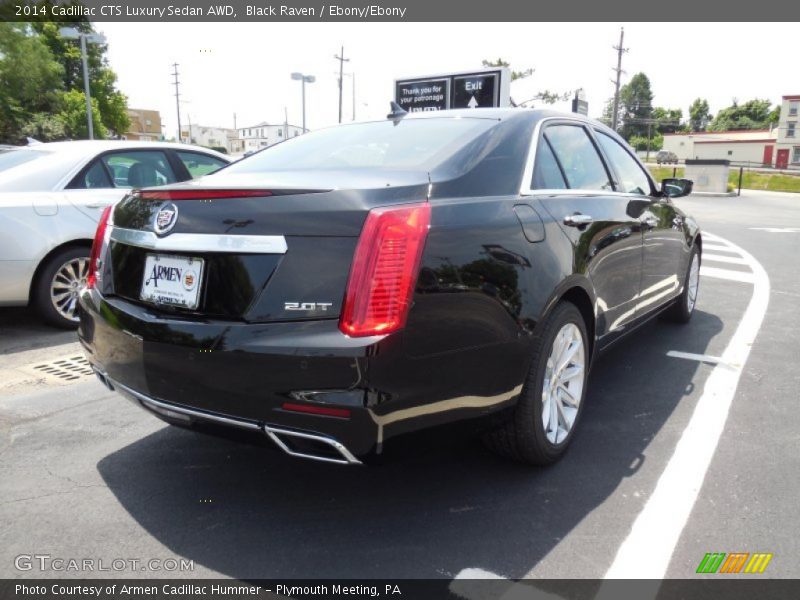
[140, 253, 204, 310]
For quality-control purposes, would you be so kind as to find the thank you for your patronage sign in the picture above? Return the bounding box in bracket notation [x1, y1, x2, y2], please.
[394, 68, 511, 112]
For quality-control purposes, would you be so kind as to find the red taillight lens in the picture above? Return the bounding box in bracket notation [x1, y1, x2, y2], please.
[138, 189, 273, 200]
[339, 202, 431, 337]
[281, 402, 351, 419]
[86, 205, 113, 289]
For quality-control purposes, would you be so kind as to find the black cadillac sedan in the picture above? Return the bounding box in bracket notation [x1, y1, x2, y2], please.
[78, 108, 700, 466]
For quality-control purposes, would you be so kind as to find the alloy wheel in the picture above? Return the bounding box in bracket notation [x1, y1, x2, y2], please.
[541, 322, 585, 444]
[50, 257, 89, 323]
[687, 253, 700, 313]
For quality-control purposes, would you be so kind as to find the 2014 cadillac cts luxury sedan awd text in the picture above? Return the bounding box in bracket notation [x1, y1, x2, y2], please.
[78, 108, 701, 466]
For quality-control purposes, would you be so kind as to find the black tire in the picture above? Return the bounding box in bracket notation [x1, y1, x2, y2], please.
[662, 245, 701, 324]
[483, 301, 590, 465]
[32, 246, 91, 330]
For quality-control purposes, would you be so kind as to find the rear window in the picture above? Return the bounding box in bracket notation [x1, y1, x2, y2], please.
[224, 118, 497, 172]
[0, 148, 48, 172]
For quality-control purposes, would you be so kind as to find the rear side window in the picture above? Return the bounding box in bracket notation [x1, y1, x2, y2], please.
[596, 132, 652, 195]
[102, 151, 177, 188]
[79, 160, 113, 188]
[532, 137, 567, 189]
[176, 151, 227, 178]
[544, 125, 613, 191]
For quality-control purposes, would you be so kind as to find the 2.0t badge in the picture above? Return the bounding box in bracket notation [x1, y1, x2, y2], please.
[154, 202, 179, 236]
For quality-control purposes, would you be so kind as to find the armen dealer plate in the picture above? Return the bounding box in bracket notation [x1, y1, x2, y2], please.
[140, 253, 204, 310]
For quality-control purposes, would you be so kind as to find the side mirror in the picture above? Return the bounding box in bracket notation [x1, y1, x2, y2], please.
[661, 178, 693, 198]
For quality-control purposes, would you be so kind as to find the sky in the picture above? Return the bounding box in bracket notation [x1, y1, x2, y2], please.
[96, 22, 796, 140]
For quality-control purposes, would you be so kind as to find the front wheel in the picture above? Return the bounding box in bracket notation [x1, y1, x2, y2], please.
[483, 301, 589, 465]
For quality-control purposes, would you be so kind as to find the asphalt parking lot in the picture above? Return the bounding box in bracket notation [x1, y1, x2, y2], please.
[0, 189, 797, 581]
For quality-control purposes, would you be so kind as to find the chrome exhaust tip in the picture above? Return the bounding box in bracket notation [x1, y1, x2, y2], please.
[92, 366, 114, 391]
[264, 425, 363, 466]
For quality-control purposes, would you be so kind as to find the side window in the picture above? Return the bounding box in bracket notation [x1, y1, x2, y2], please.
[532, 136, 567, 189]
[176, 151, 227, 178]
[596, 132, 652, 195]
[544, 125, 613, 191]
[101, 151, 177, 189]
[72, 159, 113, 189]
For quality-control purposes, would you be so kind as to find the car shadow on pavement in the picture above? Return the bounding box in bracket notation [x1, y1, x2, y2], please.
[97, 309, 723, 579]
[0, 307, 77, 355]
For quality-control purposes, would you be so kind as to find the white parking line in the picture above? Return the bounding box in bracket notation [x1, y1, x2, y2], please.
[666, 351, 740, 371]
[700, 266, 755, 284]
[702, 253, 749, 266]
[703, 243, 739, 254]
[604, 233, 770, 578]
[749, 227, 800, 233]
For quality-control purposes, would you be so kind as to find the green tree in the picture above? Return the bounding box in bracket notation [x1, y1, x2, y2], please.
[32, 21, 129, 137]
[652, 107, 683, 134]
[0, 22, 64, 143]
[708, 99, 775, 131]
[688, 98, 711, 132]
[618, 72, 654, 139]
[59, 89, 107, 139]
[482, 58, 569, 107]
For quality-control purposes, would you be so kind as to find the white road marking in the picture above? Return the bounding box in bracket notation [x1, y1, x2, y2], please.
[700, 265, 755, 284]
[604, 233, 769, 578]
[749, 227, 800, 233]
[666, 351, 739, 371]
[702, 253, 749, 266]
[451, 569, 566, 600]
[703, 243, 738, 253]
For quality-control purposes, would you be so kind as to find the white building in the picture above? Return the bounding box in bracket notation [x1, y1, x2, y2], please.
[662, 94, 800, 168]
[662, 129, 778, 165]
[186, 124, 237, 153]
[234, 122, 305, 154]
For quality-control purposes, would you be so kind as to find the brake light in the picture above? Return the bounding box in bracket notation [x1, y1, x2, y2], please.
[339, 202, 431, 337]
[137, 189, 273, 200]
[281, 402, 351, 419]
[86, 205, 113, 289]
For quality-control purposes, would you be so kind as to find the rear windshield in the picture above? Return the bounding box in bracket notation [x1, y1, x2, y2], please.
[0, 148, 48, 172]
[224, 118, 497, 172]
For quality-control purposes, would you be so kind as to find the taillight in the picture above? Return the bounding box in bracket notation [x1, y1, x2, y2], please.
[339, 202, 431, 337]
[137, 189, 273, 200]
[86, 205, 113, 289]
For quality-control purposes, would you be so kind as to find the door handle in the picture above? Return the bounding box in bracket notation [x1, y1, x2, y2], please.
[86, 202, 109, 208]
[640, 215, 659, 229]
[563, 213, 593, 227]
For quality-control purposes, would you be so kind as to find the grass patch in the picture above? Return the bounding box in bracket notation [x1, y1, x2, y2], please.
[647, 166, 800, 194]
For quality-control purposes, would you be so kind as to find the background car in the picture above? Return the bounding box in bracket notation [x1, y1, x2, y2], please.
[0, 141, 230, 328]
[656, 149, 679, 164]
[79, 109, 700, 467]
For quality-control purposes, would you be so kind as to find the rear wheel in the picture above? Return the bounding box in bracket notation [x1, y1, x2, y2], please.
[33, 246, 90, 329]
[662, 245, 700, 324]
[483, 302, 589, 465]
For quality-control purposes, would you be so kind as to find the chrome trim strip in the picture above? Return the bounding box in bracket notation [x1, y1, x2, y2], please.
[102, 374, 361, 465]
[111, 226, 288, 254]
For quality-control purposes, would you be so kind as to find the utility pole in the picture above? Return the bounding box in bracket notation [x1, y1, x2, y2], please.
[334, 46, 350, 124]
[610, 27, 628, 132]
[284, 106, 289, 139]
[233, 112, 237, 130]
[58, 28, 106, 140]
[171, 62, 182, 142]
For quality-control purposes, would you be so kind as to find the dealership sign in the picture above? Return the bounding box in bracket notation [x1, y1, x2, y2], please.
[395, 68, 511, 112]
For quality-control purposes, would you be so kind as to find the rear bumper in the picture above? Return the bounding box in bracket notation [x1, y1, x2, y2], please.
[78, 287, 527, 463]
[93, 368, 361, 465]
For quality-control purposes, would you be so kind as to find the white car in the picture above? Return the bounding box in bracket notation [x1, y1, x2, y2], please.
[0, 141, 230, 328]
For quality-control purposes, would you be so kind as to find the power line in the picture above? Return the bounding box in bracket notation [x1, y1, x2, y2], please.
[171, 62, 182, 143]
[333, 46, 350, 124]
[610, 27, 628, 132]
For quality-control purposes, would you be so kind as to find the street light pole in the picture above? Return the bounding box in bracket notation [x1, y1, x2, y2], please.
[59, 27, 106, 140]
[291, 72, 316, 133]
[79, 34, 93, 139]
